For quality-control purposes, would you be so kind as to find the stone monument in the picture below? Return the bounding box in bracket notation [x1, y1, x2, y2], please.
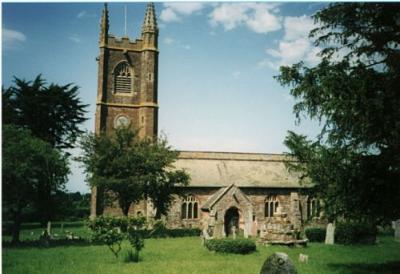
[260, 252, 298, 274]
[258, 206, 307, 246]
[395, 219, 400, 242]
[325, 223, 335, 244]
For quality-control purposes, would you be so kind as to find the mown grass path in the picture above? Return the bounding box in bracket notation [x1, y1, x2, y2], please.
[3, 235, 400, 273]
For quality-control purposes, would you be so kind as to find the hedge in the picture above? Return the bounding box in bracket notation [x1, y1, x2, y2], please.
[205, 238, 256, 254]
[335, 222, 377, 245]
[146, 228, 201, 238]
[305, 227, 326, 242]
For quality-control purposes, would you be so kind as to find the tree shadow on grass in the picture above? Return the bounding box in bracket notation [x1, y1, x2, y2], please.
[328, 261, 400, 274]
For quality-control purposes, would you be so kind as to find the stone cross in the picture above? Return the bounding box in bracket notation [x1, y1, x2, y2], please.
[395, 219, 400, 242]
[232, 225, 237, 239]
[260, 252, 298, 274]
[325, 223, 335, 245]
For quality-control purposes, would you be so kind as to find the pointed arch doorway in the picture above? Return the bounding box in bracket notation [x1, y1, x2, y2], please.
[224, 207, 240, 236]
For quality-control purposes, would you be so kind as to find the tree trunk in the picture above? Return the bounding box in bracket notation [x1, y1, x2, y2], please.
[120, 199, 130, 216]
[11, 212, 22, 244]
[155, 209, 161, 220]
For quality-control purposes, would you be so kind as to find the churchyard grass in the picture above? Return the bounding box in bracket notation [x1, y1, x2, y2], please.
[3, 230, 400, 274]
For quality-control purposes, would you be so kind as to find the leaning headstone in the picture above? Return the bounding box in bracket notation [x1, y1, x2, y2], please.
[47, 221, 52, 236]
[325, 223, 335, 245]
[260, 252, 298, 274]
[395, 219, 400, 242]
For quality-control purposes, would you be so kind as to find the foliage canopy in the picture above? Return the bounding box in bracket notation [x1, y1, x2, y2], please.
[276, 3, 400, 223]
[78, 126, 189, 218]
[3, 125, 70, 243]
[3, 74, 88, 149]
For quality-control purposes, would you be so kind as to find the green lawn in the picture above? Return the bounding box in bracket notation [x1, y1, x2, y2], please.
[3, 234, 400, 274]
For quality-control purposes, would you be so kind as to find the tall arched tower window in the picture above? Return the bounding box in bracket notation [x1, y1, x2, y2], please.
[113, 62, 133, 94]
[265, 196, 279, 217]
[181, 195, 199, 220]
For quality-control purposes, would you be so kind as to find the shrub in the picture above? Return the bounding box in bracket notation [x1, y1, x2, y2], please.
[126, 217, 146, 263]
[205, 238, 256, 254]
[305, 227, 326, 242]
[335, 222, 377, 245]
[87, 216, 146, 259]
[149, 221, 168, 238]
[88, 217, 125, 258]
[124, 249, 139, 263]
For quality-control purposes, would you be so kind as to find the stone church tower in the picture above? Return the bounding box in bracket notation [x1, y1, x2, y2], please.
[91, 3, 159, 217]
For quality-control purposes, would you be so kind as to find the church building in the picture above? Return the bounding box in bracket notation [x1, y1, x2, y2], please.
[91, 3, 319, 238]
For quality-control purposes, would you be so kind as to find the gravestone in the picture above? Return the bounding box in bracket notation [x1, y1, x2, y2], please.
[232, 226, 237, 239]
[395, 219, 400, 242]
[47, 221, 52, 235]
[325, 223, 335, 245]
[260, 252, 298, 274]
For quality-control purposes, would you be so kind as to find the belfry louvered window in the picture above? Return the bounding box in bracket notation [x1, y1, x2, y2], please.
[114, 62, 132, 93]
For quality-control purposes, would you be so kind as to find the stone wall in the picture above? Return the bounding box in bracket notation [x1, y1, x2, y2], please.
[104, 187, 307, 236]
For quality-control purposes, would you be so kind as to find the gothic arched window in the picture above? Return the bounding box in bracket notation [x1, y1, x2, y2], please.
[114, 62, 133, 94]
[265, 196, 279, 217]
[181, 195, 199, 220]
[307, 197, 320, 219]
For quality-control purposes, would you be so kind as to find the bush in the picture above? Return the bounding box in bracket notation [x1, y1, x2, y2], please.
[143, 223, 200, 238]
[149, 221, 168, 238]
[335, 222, 377, 245]
[166, 228, 201, 238]
[205, 238, 256, 254]
[305, 227, 326, 242]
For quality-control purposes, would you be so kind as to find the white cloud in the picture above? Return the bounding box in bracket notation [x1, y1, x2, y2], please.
[160, 3, 205, 23]
[163, 36, 191, 50]
[232, 71, 241, 78]
[3, 28, 26, 49]
[165, 3, 204, 15]
[160, 8, 180, 22]
[283, 15, 315, 40]
[163, 37, 175, 45]
[263, 15, 321, 69]
[77, 10, 96, 19]
[209, 3, 281, 34]
[69, 35, 81, 43]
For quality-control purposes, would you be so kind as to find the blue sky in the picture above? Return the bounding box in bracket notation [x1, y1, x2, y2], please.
[3, 2, 327, 193]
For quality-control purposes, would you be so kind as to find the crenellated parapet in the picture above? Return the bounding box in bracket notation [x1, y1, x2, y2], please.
[105, 35, 157, 52]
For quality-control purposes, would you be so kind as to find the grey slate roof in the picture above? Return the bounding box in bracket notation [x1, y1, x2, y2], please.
[174, 151, 309, 188]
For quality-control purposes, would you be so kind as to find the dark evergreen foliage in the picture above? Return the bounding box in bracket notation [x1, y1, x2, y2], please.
[305, 227, 326, 242]
[276, 3, 400, 224]
[335, 222, 377, 245]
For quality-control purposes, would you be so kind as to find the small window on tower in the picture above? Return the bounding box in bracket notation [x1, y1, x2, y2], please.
[114, 62, 133, 94]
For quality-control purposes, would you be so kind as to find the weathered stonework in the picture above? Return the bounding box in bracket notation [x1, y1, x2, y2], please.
[91, 4, 322, 238]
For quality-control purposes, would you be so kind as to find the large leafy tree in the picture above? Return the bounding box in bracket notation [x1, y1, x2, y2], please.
[277, 3, 400, 223]
[3, 75, 88, 225]
[3, 125, 69, 243]
[78, 127, 189, 218]
[3, 74, 88, 149]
